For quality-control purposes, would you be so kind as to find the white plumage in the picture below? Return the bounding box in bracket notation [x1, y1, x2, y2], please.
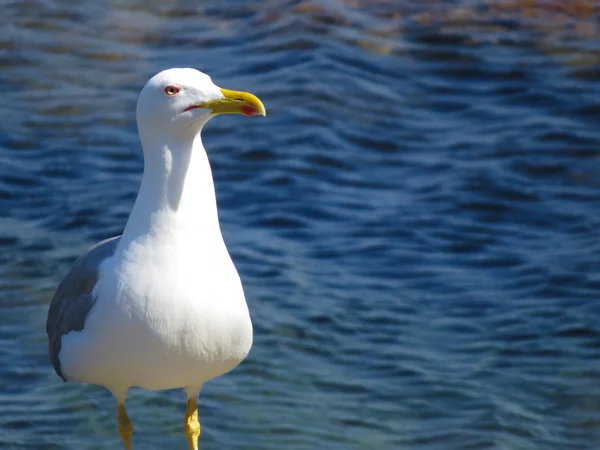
[47, 68, 266, 449]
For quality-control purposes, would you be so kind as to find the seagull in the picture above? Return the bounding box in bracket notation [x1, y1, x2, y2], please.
[46, 68, 265, 449]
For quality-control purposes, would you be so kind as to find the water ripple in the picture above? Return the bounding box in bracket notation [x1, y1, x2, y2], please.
[2, 0, 600, 449]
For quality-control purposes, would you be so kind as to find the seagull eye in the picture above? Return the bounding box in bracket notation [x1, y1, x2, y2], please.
[165, 85, 180, 96]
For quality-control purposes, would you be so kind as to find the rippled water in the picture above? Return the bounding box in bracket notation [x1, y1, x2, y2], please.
[2, 0, 600, 448]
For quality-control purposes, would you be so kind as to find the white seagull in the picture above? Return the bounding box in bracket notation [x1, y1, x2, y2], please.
[46, 68, 265, 449]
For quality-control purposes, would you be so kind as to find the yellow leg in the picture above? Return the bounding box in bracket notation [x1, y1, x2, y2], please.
[184, 397, 201, 450]
[118, 402, 134, 450]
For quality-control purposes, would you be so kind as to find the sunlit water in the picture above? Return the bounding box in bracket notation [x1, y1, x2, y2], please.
[2, 1, 600, 449]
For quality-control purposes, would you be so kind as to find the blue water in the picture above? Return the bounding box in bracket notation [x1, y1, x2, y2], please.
[2, 1, 600, 449]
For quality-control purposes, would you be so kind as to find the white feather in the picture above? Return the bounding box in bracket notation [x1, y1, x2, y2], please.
[59, 68, 253, 394]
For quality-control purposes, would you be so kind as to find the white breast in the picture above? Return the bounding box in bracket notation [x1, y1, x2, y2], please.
[59, 235, 253, 392]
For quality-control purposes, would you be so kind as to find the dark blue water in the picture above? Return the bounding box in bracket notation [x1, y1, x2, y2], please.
[2, 1, 600, 449]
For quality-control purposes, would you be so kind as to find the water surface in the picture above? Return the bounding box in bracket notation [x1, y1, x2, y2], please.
[1, 1, 600, 449]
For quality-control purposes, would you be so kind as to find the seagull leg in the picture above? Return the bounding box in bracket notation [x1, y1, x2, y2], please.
[184, 397, 201, 450]
[118, 402, 134, 450]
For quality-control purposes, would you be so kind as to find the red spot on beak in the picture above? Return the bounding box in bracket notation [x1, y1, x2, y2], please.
[241, 105, 257, 116]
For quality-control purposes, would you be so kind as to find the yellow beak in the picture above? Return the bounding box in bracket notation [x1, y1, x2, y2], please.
[194, 88, 266, 117]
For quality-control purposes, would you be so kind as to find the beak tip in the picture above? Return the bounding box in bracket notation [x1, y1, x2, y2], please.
[241, 105, 266, 117]
[217, 88, 266, 117]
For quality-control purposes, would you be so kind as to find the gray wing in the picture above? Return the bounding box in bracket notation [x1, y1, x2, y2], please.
[46, 236, 121, 381]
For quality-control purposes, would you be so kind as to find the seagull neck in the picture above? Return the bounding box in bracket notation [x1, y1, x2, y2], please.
[121, 132, 220, 245]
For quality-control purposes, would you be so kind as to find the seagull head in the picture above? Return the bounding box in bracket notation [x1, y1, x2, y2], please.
[136, 68, 266, 137]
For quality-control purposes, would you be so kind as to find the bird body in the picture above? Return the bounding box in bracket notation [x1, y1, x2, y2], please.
[46, 68, 266, 449]
[59, 135, 253, 394]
